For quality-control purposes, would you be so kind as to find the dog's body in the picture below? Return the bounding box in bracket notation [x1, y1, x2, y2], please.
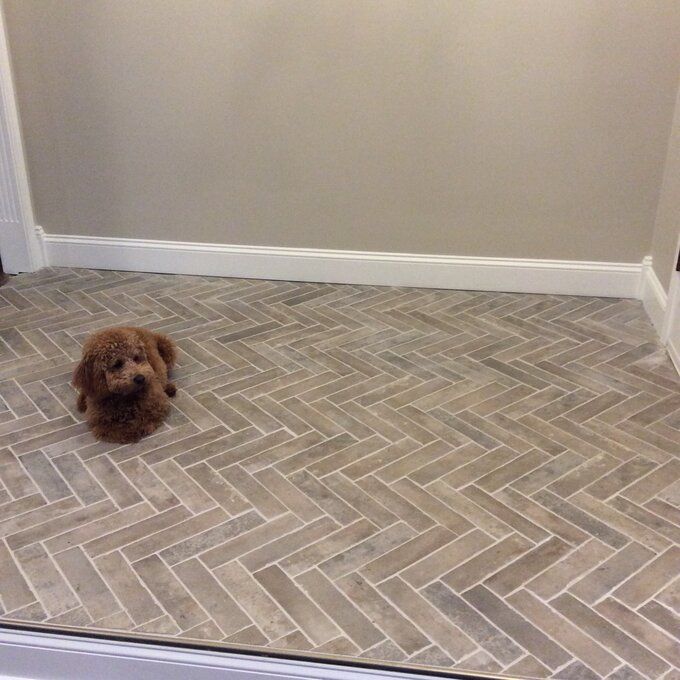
[74, 327, 177, 443]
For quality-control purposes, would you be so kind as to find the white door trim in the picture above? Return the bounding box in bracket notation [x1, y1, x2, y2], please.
[640, 256, 668, 337]
[640, 251, 680, 375]
[0, 626, 478, 680]
[0, 4, 44, 274]
[660, 236, 680, 373]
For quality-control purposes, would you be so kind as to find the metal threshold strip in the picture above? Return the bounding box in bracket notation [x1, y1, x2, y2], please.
[0, 618, 517, 680]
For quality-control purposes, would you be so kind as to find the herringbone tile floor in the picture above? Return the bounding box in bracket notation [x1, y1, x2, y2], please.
[0, 267, 679, 679]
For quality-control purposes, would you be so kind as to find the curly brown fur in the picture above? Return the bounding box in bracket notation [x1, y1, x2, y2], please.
[73, 327, 177, 444]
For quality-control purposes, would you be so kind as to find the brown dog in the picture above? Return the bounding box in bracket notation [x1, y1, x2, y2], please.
[74, 327, 177, 443]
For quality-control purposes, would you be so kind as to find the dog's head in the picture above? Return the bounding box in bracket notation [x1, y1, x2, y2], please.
[73, 328, 156, 398]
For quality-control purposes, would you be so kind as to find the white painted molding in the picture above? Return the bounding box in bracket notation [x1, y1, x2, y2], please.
[40, 231, 643, 298]
[639, 256, 668, 336]
[667, 335, 680, 375]
[0, 5, 44, 273]
[0, 627, 472, 680]
[663, 265, 680, 374]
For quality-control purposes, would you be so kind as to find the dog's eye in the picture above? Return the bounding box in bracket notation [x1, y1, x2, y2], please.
[112, 359, 124, 370]
[134, 355, 143, 363]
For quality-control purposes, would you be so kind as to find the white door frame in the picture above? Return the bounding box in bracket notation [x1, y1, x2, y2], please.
[0, 3, 44, 274]
[0, 626, 477, 680]
[660, 235, 680, 371]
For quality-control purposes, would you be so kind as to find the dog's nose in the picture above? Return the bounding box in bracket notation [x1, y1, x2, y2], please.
[134, 374, 145, 385]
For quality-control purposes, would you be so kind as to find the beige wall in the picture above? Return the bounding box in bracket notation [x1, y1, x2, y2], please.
[4, 0, 680, 261]
[651, 85, 680, 292]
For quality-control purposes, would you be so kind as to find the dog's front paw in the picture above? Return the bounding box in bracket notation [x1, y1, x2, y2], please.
[77, 393, 87, 413]
[165, 382, 177, 398]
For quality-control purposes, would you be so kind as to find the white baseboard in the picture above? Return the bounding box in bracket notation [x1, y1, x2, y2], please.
[0, 626, 457, 680]
[639, 256, 668, 336]
[39, 230, 643, 298]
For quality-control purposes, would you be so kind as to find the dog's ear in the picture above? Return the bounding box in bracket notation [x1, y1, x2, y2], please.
[73, 352, 106, 397]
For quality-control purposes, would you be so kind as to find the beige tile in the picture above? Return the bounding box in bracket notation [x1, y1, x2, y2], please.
[321, 473, 398, 528]
[463, 585, 571, 670]
[159, 509, 264, 565]
[379, 577, 477, 660]
[621, 459, 680, 503]
[526, 538, 614, 599]
[2, 268, 678, 678]
[443, 533, 532, 592]
[595, 598, 680, 669]
[253, 466, 324, 521]
[613, 546, 680, 607]
[296, 569, 384, 649]
[254, 565, 341, 646]
[151, 459, 216, 513]
[638, 601, 680, 641]
[569, 541, 655, 604]
[355, 474, 434, 531]
[184, 462, 251, 515]
[0, 540, 34, 610]
[485, 536, 573, 596]
[241, 516, 341, 571]
[508, 589, 619, 676]
[657, 579, 680, 614]
[422, 581, 522, 664]
[572, 492, 671, 552]
[54, 547, 119, 621]
[45, 503, 154, 554]
[361, 525, 456, 583]
[201, 513, 301, 568]
[122, 506, 228, 562]
[239, 431, 325, 472]
[95, 550, 163, 625]
[84, 505, 192, 557]
[375, 440, 452, 484]
[118, 458, 180, 511]
[85, 455, 144, 508]
[132, 554, 207, 631]
[51, 453, 106, 504]
[278, 518, 374, 577]
[7, 499, 115, 551]
[504, 655, 552, 678]
[461, 485, 549, 541]
[220, 465, 287, 518]
[287, 470, 361, 524]
[532, 490, 628, 549]
[398, 478, 476, 534]
[409, 443, 486, 486]
[16, 451, 71, 502]
[442, 446, 522, 489]
[475, 449, 549, 492]
[497, 487, 590, 545]
[342, 438, 419, 480]
[401, 528, 493, 588]
[214, 560, 295, 639]
[336, 572, 429, 655]
[585, 457, 659, 500]
[552, 594, 669, 678]
[173, 558, 251, 636]
[14, 543, 79, 617]
[319, 522, 415, 580]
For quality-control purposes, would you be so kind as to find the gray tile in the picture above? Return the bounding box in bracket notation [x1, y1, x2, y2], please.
[1, 267, 678, 679]
[463, 585, 571, 669]
[422, 581, 522, 664]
